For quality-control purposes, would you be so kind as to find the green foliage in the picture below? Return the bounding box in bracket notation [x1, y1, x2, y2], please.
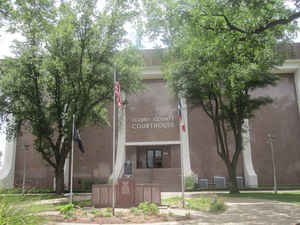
[103, 212, 112, 217]
[137, 202, 159, 215]
[0, 0, 142, 194]
[106, 207, 112, 213]
[209, 199, 226, 213]
[107, 177, 113, 184]
[163, 196, 218, 212]
[184, 176, 195, 191]
[168, 211, 174, 217]
[90, 209, 97, 215]
[95, 211, 104, 217]
[0, 0, 12, 27]
[0, 196, 43, 225]
[76, 178, 108, 192]
[130, 207, 138, 214]
[26, 188, 54, 194]
[58, 203, 75, 218]
[142, 0, 300, 194]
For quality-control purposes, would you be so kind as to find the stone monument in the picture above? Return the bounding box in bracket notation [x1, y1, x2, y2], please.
[117, 177, 135, 207]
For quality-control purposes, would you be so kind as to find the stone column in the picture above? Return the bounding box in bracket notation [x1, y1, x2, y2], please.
[294, 69, 300, 117]
[113, 93, 127, 178]
[0, 117, 17, 189]
[242, 119, 258, 187]
[179, 98, 192, 176]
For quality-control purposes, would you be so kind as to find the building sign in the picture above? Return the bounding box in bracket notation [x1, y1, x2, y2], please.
[131, 115, 176, 129]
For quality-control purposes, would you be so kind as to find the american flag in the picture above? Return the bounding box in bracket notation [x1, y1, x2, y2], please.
[114, 81, 122, 107]
[73, 127, 84, 153]
[178, 101, 186, 132]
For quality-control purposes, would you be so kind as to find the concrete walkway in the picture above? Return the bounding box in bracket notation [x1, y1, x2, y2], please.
[44, 192, 300, 225]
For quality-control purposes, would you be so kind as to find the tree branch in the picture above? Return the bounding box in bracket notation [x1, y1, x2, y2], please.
[215, 14, 246, 33]
[253, 11, 300, 34]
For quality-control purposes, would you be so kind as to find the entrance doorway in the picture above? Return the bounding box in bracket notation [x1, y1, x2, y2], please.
[137, 146, 171, 169]
[126, 144, 181, 191]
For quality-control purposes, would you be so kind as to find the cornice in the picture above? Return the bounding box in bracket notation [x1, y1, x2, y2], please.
[272, 59, 300, 74]
[142, 59, 300, 79]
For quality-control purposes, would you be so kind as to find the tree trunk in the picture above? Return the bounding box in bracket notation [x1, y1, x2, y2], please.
[55, 168, 65, 194]
[226, 163, 239, 194]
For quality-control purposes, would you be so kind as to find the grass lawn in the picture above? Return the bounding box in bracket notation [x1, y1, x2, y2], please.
[218, 192, 300, 204]
[162, 195, 226, 212]
[189, 186, 300, 192]
[1, 193, 64, 205]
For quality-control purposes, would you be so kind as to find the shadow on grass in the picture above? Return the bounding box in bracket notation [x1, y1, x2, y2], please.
[218, 192, 300, 204]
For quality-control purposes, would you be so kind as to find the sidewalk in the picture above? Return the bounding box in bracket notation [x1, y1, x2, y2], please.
[44, 192, 300, 225]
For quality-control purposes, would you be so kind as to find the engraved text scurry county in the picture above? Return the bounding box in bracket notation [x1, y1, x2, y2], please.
[131, 115, 177, 129]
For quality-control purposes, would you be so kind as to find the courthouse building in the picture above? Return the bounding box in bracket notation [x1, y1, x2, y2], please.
[1, 46, 300, 191]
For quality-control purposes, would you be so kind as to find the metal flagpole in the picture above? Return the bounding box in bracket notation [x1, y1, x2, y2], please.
[112, 64, 116, 216]
[22, 144, 29, 195]
[267, 134, 278, 194]
[70, 114, 75, 203]
[180, 135, 185, 208]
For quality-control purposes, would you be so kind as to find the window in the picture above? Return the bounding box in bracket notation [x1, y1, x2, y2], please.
[137, 147, 168, 169]
[146, 150, 162, 168]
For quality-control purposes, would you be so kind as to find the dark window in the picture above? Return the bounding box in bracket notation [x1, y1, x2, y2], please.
[146, 150, 162, 168]
[137, 148, 165, 169]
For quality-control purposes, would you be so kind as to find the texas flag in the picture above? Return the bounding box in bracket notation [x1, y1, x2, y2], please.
[114, 81, 122, 107]
[178, 101, 186, 132]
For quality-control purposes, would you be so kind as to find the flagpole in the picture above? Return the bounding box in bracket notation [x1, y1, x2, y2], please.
[180, 134, 185, 208]
[70, 114, 75, 204]
[112, 63, 117, 216]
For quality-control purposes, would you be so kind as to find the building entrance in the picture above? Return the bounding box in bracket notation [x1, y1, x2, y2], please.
[137, 146, 171, 169]
[126, 144, 181, 191]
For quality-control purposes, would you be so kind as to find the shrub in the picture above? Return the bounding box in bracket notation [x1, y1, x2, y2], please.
[138, 202, 148, 210]
[103, 212, 112, 217]
[149, 203, 159, 215]
[168, 211, 174, 217]
[137, 202, 159, 215]
[0, 196, 42, 225]
[95, 211, 104, 217]
[209, 199, 226, 212]
[184, 176, 196, 191]
[90, 209, 97, 215]
[130, 207, 138, 214]
[58, 203, 75, 218]
[106, 207, 112, 213]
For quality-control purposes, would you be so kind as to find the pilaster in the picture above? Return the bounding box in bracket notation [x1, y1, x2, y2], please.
[242, 119, 258, 187]
[294, 69, 300, 117]
[179, 98, 192, 176]
[0, 118, 17, 188]
[113, 93, 127, 178]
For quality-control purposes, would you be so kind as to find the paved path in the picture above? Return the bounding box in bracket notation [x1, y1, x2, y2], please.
[43, 192, 300, 225]
[186, 198, 300, 225]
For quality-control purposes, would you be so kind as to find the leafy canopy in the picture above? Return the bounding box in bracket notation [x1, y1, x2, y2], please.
[142, 0, 300, 193]
[0, 0, 142, 193]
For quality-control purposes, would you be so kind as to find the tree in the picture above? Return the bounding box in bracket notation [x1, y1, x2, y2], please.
[0, 0, 11, 27]
[142, 0, 300, 193]
[0, 0, 142, 194]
